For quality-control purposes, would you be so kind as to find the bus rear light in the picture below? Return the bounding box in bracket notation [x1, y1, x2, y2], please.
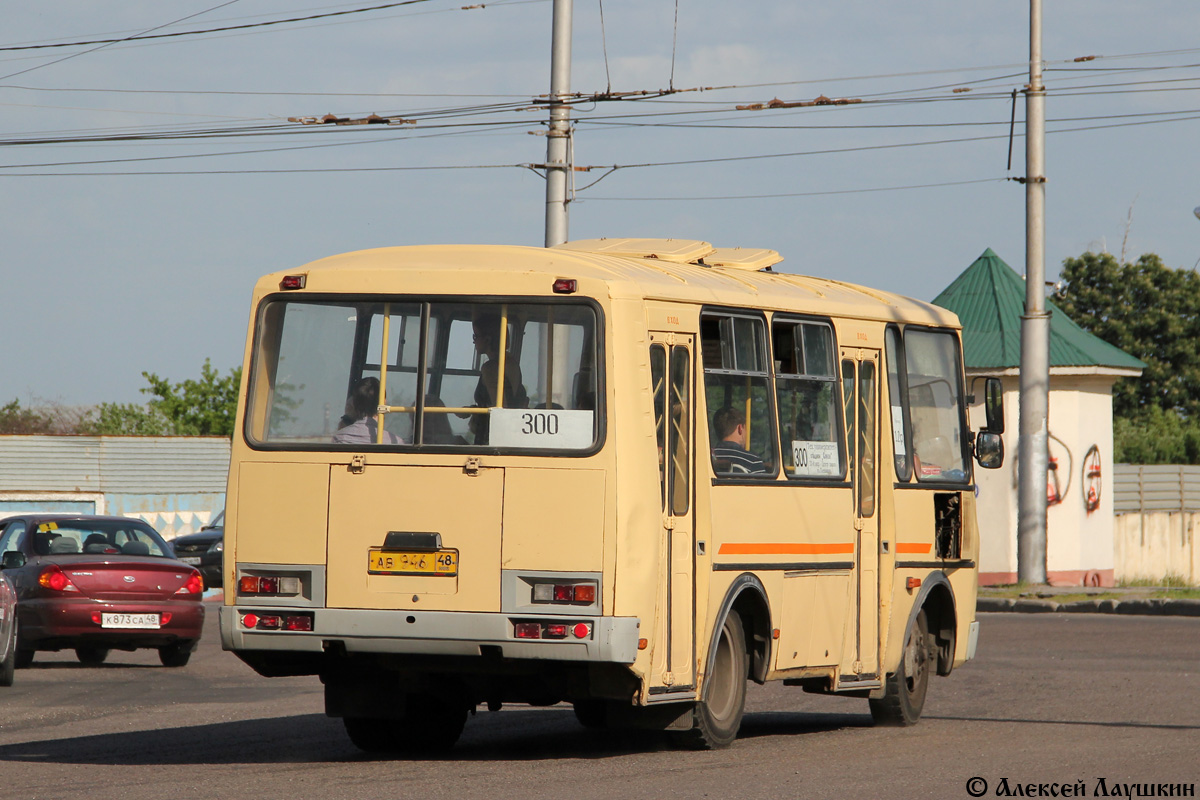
[514, 620, 591, 640]
[284, 614, 313, 632]
[280, 274, 307, 290]
[514, 622, 542, 639]
[532, 581, 597, 605]
[238, 575, 302, 596]
[240, 612, 309, 631]
[552, 278, 577, 294]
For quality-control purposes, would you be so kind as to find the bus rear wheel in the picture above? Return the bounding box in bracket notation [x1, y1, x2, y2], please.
[678, 610, 747, 749]
[343, 694, 467, 754]
[869, 609, 932, 727]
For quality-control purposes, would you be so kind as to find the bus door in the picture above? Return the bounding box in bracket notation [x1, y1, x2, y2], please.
[840, 348, 880, 679]
[650, 333, 695, 691]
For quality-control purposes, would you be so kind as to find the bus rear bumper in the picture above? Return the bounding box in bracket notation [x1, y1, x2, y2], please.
[219, 605, 641, 664]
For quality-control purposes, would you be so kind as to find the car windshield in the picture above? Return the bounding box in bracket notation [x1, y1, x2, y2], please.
[33, 520, 171, 557]
[204, 511, 224, 529]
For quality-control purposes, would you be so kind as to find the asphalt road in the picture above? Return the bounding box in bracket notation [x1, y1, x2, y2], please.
[0, 610, 1197, 800]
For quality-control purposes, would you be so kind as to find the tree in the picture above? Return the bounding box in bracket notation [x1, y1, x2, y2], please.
[78, 403, 174, 436]
[0, 399, 53, 434]
[1051, 251, 1200, 419]
[142, 359, 242, 437]
[1113, 405, 1200, 465]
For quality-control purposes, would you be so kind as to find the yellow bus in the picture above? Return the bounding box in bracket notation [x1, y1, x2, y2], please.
[220, 238, 1004, 752]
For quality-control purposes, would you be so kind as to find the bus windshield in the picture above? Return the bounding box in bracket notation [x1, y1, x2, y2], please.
[245, 298, 599, 451]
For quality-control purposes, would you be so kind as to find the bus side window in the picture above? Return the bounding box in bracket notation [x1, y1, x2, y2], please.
[701, 312, 777, 477]
[651, 344, 668, 507]
[885, 326, 913, 481]
[773, 319, 843, 479]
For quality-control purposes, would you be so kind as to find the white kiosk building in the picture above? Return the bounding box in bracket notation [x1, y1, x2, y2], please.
[933, 249, 1145, 586]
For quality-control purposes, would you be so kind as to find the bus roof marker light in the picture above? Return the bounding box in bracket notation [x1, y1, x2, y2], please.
[552, 278, 577, 294]
[280, 274, 307, 290]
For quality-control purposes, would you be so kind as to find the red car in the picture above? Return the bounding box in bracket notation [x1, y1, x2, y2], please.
[0, 515, 204, 668]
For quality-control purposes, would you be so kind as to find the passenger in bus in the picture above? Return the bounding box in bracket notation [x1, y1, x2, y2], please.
[465, 313, 529, 443]
[333, 377, 403, 445]
[710, 406, 767, 474]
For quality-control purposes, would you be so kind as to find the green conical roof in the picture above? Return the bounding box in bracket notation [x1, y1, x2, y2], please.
[932, 248, 1146, 371]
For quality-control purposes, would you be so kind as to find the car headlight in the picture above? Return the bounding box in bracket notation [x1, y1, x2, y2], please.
[207, 540, 224, 554]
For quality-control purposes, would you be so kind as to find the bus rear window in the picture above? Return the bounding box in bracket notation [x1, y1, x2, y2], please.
[245, 298, 599, 452]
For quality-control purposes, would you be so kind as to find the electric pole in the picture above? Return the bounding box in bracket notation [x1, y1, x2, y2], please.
[544, 0, 573, 247]
[1018, 0, 1050, 584]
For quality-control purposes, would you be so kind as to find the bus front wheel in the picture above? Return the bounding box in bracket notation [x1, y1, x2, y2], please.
[679, 610, 747, 749]
[869, 609, 932, 726]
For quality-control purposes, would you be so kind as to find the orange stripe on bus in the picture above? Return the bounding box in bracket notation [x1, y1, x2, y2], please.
[718, 542, 855, 556]
[895, 542, 932, 554]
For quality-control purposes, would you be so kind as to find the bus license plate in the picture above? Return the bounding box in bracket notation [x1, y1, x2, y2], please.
[368, 549, 458, 576]
[101, 613, 161, 629]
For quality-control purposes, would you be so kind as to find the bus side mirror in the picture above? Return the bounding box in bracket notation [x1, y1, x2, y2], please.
[984, 377, 1004, 433]
[975, 431, 1004, 469]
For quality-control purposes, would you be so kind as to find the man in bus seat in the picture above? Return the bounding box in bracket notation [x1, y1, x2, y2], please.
[333, 377, 403, 445]
[711, 406, 767, 474]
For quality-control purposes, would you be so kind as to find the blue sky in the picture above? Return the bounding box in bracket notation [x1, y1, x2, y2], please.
[3, 1, 1199, 405]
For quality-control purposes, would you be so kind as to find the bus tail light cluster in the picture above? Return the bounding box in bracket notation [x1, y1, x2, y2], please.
[531, 581, 596, 605]
[514, 621, 592, 640]
[238, 575, 302, 596]
[240, 612, 314, 631]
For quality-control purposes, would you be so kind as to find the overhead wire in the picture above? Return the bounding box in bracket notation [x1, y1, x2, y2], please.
[0, 0, 244, 82]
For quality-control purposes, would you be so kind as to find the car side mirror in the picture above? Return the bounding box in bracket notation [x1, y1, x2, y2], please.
[984, 377, 1004, 433]
[975, 431, 1004, 469]
[1, 551, 26, 570]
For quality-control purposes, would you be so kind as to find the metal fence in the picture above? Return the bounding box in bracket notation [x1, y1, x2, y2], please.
[1114, 464, 1200, 513]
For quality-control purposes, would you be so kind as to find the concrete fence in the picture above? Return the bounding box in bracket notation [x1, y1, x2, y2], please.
[1114, 464, 1200, 585]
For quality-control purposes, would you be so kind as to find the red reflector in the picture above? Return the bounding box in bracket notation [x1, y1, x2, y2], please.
[280, 274, 307, 290]
[514, 622, 541, 639]
[258, 615, 281, 630]
[906, 577, 922, 591]
[552, 278, 577, 294]
[161, 612, 173, 625]
[553, 585, 572, 602]
[573, 584, 595, 603]
[92, 612, 102, 625]
[284, 615, 313, 632]
[241, 613, 259, 629]
[544, 624, 568, 639]
[573, 623, 591, 639]
[239, 576, 260, 594]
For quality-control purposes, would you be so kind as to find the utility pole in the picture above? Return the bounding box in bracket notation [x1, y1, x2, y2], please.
[1018, 0, 1050, 584]
[544, 0, 573, 247]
